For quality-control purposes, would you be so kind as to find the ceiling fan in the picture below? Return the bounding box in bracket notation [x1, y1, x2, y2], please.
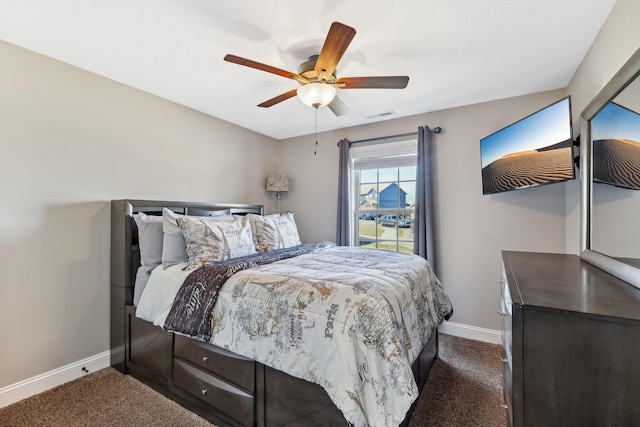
[223, 22, 409, 116]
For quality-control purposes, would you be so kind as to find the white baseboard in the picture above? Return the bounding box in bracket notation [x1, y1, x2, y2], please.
[438, 321, 501, 344]
[0, 351, 111, 409]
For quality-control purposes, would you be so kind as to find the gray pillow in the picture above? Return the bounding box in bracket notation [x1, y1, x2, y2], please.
[133, 266, 150, 306]
[134, 212, 164, 274]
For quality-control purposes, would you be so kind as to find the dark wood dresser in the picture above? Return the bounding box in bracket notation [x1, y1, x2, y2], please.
[500, 251, 640, 427]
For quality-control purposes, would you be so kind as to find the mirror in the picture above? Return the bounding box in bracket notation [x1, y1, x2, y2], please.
[580, 47, 640, 288]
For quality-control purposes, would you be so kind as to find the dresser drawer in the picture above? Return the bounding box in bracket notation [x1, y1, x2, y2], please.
[173, 359, 254, 427]
[499, 264, 513, 362]
[500, 262, 515, 427]
[501, 351, 513, 427]
[174, 335, 255, 392]
[500, 310, 512, 367]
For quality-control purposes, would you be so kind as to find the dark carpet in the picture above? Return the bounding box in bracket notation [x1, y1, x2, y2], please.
[409, 334, 506, 426]
[0, 334, 505, 426]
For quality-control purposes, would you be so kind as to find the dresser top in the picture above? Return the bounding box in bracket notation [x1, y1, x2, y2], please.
[502, 251, 640, 322]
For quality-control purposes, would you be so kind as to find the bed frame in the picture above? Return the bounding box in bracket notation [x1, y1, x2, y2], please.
[111, 199, 438, 427]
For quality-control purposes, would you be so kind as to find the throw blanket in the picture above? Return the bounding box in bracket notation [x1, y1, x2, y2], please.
[165, 244, 453, 427]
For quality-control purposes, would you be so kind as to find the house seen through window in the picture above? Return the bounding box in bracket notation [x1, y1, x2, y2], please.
[352, 140, 416, 253]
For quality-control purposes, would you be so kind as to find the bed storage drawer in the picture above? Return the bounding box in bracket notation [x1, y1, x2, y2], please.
[173, 359, 254, 427]
[174, 334, 255, 393]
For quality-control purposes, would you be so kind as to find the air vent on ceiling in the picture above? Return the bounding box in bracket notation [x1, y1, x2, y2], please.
[365, 110, 396, 120]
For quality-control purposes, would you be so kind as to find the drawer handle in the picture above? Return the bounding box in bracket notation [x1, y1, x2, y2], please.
[501, 404, 508, 409]
[500, 357, 508, 363]
[202, 356, 209, 362]
[497, 310, 508, 316]
[201, 388, 208, 395]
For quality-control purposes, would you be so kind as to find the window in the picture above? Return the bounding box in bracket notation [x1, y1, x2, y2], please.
[351, 140, 416, 253]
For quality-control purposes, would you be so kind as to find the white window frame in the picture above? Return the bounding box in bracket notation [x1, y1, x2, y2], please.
[350, 139, 417, 253]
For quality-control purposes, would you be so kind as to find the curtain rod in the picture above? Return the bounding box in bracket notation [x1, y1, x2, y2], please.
[338, 127, 442, 146]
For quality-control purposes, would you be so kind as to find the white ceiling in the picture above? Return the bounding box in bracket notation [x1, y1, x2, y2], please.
[0, 0, 618, 140]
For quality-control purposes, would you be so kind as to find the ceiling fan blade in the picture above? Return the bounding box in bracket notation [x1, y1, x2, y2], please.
[224, 54, 305, 82]
[337, 76, 409, 89]
[258, 89, 299, 108]
[328, 95, 350, 116]
[314, 22, 356, 80]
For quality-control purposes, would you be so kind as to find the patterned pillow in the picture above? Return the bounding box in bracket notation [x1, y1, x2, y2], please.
[177, 215, 256, 268]
[249, 212, 301, 252]
[247, 213, 278, 251]
[161, 208, 233, 268]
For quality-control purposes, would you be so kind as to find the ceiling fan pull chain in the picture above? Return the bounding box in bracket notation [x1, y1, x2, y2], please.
[314, 107, 318, 155]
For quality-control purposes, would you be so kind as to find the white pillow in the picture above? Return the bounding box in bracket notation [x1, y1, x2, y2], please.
[277, 212, 302, 247]
[161, 208, 233, 268]
[248, 212, 301, 252]
[177, 215, 256, 268]
[134, 212, 164, 274]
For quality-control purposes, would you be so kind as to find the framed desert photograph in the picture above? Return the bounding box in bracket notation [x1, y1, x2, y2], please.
[480, 96, 574, 195]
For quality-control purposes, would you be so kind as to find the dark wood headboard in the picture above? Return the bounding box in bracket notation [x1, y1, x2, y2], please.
[110, 199, 264, 370]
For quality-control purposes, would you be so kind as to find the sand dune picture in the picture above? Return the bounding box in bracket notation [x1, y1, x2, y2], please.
[593, 138, 640, 190]
[482, 141, 574, 194]
[480, 97, 573, 195]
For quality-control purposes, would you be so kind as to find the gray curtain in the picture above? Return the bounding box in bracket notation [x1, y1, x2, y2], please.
[336, 138, 351, 245]
[413, 126, 436, 269]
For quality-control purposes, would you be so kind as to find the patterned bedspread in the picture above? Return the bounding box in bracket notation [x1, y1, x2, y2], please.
[164, 243, 333, 340]
[165, 244, 452, 427]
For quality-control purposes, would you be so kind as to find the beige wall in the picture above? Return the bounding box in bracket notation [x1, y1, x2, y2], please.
[278, 89, 570, 332]
[0, 40, 278, 388]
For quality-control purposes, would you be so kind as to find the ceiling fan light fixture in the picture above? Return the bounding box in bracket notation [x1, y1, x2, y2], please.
[296, 82, 336, 108]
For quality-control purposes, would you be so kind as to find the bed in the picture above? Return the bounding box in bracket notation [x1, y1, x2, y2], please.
[110, 199, 452, 427]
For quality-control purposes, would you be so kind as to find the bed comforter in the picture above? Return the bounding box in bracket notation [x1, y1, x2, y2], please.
[157, 244, 452, 427]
